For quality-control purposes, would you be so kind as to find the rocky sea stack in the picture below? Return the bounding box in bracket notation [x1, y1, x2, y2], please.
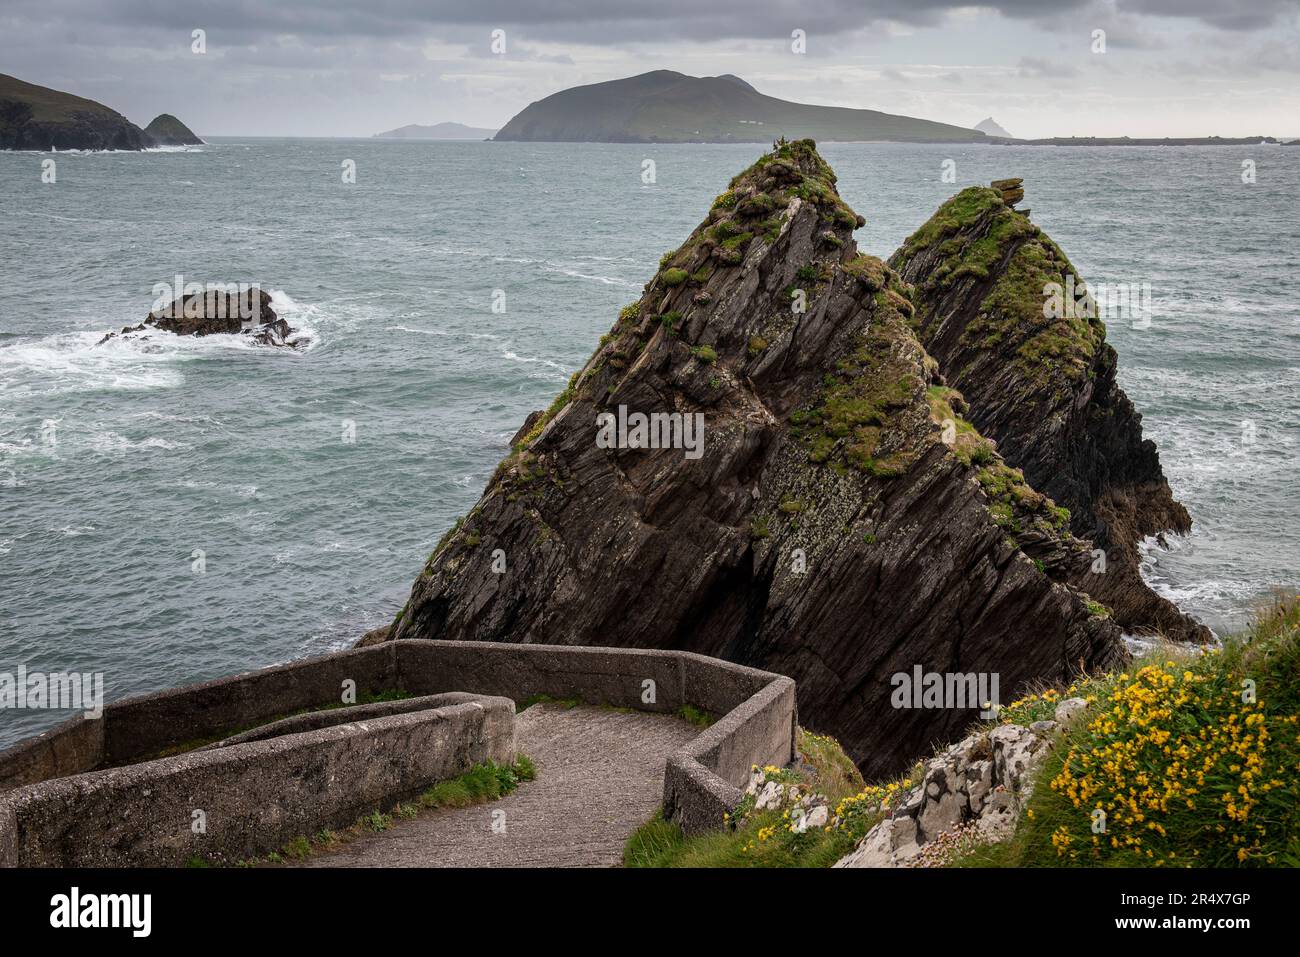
[889, 180, 1208, 643]
[98, 286, 296, 347]
[368, 140, 1200, 778]
[143, 113, 203, 146]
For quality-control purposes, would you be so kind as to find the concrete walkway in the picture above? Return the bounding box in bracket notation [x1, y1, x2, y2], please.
[293, 703, 698, 867]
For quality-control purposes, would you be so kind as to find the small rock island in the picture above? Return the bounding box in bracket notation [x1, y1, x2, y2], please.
[99, 286, 298, 347]
[143, 113, 204, 146]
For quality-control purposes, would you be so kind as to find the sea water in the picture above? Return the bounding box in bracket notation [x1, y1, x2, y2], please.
[1, 139, 1297, 746]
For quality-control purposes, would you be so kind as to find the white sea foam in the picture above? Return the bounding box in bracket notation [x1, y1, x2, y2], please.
[500, 350, 569, 375]
[385, 325, 448, 336]
[90, 431, 187, 455]
[0, 289, 319, 401]
[49, 525, 95, 537]
[0, 332, 185, 399]
[539, 263, 639, 287]
[176, 479, 259, 498]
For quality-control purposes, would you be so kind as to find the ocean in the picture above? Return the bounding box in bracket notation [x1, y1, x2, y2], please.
[1, 138, 1297, 747]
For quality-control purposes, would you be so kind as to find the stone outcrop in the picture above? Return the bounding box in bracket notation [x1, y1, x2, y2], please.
[375, 140, 1139, 780]
[889, 183, 1209, 642]
[743, 767, 832, 830]
[834, 697, 1085, 867]
[143, 113, 203, 146]
[98, 286, 297, 347]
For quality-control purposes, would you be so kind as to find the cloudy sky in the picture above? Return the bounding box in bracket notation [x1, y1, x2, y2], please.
[2, 0, 1298, 138]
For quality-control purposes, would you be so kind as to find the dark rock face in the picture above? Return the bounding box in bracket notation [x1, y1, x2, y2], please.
[0, 74, 150, 151]
[143, 113, 203, 146]
[889, 183, 1209, 642]
[0, 98, 149, 151]
[98, 287, 296, 347]
[379, 140, 1135, 779]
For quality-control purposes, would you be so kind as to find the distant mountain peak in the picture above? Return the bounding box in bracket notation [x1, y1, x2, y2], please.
[974, 116, 1014, 139]
[372, 121, 497, 140]
[714, 74, 757, 92]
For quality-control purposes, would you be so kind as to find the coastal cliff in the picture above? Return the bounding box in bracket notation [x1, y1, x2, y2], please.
[0, 73, 150, 151]
[366, 140, 1171, 779]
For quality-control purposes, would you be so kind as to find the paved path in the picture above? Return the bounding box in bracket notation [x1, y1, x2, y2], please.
[294, 703, 698, 867]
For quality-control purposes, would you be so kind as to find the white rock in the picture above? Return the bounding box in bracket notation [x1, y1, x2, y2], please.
[964, 759, 992, 813]
[1054, 697, 1087, 728]
[755, 780, 784, 811]
[989, 722, 1040, 793]
[834, 819, 895, 868]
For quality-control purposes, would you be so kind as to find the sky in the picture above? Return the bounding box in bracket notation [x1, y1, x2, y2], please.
[2, 0, 1298, 138]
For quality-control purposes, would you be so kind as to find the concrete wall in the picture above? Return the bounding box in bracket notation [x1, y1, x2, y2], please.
[665, 667, 798, 835]
[0, 644, 400, 790]
[0, 695, 514, 867]
[0, 640, 799, 863]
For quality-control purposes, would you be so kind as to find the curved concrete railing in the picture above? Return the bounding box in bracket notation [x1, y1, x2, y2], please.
[0, 640, 797, 865]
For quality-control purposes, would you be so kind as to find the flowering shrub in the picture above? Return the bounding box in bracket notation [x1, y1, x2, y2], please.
[968, 595, 1300, 867]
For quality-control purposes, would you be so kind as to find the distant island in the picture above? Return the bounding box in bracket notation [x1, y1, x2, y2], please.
[373, 122, 496, 140]
[493, 70, 988, 144]
[989, 134, 1287, 146]
[144, 113, 203, 146]
[0, 73, 199, 150]
[974, 116, 1014, 138]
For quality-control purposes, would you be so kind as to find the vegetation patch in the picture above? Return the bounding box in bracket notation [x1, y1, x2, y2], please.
[677, 704, 715, 728]
[977, 461, 1070, 535]
[623, 729, 879, 868]
[788, 315, 921, 477]
[955, 596, 1300, 867]
[926, 385, 995, 466]
[900, 186, 1004, 257]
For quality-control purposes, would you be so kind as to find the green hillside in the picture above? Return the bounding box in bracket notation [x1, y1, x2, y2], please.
[0, 72, 150, 150]
[494, 71, 986, 144]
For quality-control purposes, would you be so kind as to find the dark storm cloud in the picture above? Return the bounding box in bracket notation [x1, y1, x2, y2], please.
[2, 0, 1296, 46]
[1120, 0, 1300, 31]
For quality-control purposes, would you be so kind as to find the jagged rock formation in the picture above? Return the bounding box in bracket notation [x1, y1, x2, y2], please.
[0, 73, 150, 151]
[143, 113, 203, 146]
[889, 183, 1209, 642]
[372, 139, 1136, 779]
[834, 698, 1084, 867]
[98, 287, 296, 347]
